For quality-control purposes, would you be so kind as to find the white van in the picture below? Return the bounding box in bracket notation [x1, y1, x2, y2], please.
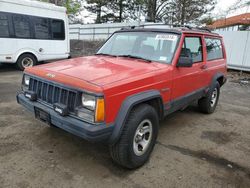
[0, 0, 70, 70]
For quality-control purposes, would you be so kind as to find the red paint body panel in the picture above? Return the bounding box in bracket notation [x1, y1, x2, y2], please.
[24, 30, 227, 124]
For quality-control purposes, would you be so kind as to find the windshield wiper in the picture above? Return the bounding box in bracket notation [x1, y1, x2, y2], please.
[95, 53, 117, 57]
[118, 55, 152, 62]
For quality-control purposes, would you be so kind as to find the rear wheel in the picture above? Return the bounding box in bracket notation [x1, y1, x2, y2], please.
[198, 81, 220, 114]
[109, 104, 159, 169]
[16, 54, 37, 71]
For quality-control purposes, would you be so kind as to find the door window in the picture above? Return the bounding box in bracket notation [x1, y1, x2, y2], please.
[182, 37, 203, 63]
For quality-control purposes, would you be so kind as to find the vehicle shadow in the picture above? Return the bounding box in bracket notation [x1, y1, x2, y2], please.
[37, 104, 202, 178]
[0, 63, 18, 72]
[0, 62, 51, 73]
[38, 126, 133, 178]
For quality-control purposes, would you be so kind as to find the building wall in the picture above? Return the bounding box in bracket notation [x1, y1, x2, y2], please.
[218, 31, 250, 71]
[69, 22, 140, 40]
[215, 25, 249, 32]
[215, 25, 240, 32]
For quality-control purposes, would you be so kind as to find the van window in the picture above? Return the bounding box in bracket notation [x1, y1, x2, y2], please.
[182, 37, 203, 63]
[51, 19, 65, 40]
[33, 17, 50, 39]
[205, 38, 223, 61]
[0, 13, 9, 37]
[13, 15, 31, 38]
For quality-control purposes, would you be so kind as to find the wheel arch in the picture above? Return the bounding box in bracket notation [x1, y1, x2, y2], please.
[14, 49, 39, 63]
[211, 73, 226, 87]
[17, 52, 38, 62]
[109, 90, 164, 144]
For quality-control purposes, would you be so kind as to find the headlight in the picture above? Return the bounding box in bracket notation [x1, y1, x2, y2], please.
[22, 75, 30, 91]
[24, 75, 30, 86]
[77, 93, 105, 123]
[81, 93, 96, 110]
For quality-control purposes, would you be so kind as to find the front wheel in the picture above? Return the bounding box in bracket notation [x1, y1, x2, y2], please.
[16, 54, 37, 71]
[198, 81, 220, 114]
[109, 104, 159, 169]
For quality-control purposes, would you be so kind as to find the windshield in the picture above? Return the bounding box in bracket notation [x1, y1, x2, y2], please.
[97, 31, 180, 64]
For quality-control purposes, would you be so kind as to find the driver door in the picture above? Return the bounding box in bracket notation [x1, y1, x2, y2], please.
[171, 34, 206, 101]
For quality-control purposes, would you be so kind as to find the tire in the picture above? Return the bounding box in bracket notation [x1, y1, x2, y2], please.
[16, 54, 37, 71]
[198, 81, 220, 114]
[109, 104, 159, 169]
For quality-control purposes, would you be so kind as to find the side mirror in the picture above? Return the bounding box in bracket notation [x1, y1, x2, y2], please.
[177, 56, 193, 67]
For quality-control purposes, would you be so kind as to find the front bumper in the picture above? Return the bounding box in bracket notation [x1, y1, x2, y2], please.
[17, 93, 114, 142]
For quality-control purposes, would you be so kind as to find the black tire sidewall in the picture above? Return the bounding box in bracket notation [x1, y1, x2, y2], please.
[206, 82, 220, 113]
[17, 54, 37, 71]
[126, 106, 159, 167]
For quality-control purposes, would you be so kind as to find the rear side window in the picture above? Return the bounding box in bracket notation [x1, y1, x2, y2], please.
[182, 37, 203, 63]
[51, 19, 65, 40]
[205, 38, 223, 61]
[0, 13, 9, 37]
[33, 17, 50, 39]
[13, 15, 31, 38]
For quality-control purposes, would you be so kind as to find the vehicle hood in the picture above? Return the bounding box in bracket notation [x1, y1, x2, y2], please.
[29, 56, 162, 86]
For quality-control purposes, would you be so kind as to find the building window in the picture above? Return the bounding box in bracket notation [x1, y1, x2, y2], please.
[205, 38, 223, 61]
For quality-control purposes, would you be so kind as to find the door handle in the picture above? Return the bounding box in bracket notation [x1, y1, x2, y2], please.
[201, 65, 208, 70]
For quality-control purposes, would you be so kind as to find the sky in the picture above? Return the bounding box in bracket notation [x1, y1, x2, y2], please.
[212, 0, 249, 17]
[80, 0, 249, 24]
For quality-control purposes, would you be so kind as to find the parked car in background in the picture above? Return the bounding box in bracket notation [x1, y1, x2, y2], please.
[17, 26, 227, 169]
[0, 0, 69, 70]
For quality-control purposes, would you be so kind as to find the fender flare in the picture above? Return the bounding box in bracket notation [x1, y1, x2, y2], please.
[109, 90, 163, 144]
[210, 72, 226, 87]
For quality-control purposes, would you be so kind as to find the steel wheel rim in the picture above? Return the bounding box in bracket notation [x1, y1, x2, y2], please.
[21, 57, 34, 68]
[210, 88, 218, 107]
[133, 119, 153, 156]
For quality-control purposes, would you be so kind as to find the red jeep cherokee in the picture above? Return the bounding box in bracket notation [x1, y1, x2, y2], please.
[17, 26, 227, 169]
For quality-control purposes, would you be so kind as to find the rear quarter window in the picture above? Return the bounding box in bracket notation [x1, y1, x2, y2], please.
[51, 19, 65, 40]
[205, 38, 223, 61]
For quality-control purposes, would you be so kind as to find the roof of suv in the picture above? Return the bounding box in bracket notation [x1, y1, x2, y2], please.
[117, 26, 221, 38]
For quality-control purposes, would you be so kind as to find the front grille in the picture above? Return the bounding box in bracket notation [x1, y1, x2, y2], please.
[29, 77, 79, 113]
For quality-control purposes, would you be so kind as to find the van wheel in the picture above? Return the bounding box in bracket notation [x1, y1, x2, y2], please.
[16, 54, 37, 71]
[109, 104, 159, 169]
[198, 81, 220, 114]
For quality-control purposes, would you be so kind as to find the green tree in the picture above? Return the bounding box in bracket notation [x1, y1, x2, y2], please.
[85, 0, 110, 23]
[200, 16, 214, 26]
[168, 0, 216, 25]
[108, 0, 129, 22]
[133, 0, 170, 23]
[40, 0, 82, 17]
[96, 0, 133, 23]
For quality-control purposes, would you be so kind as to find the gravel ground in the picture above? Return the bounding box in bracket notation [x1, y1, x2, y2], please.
[0, 64, 250, 188]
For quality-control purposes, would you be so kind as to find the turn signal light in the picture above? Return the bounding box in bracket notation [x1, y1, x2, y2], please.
[95, 98, 105, 122]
